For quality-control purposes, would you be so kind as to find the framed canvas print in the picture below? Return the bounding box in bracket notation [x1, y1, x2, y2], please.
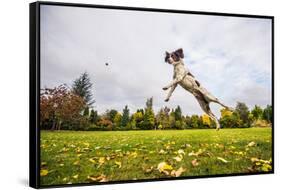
[29, 1, 274, 188]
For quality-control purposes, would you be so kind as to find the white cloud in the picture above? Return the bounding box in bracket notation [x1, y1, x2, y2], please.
[40, 5, 272, 117]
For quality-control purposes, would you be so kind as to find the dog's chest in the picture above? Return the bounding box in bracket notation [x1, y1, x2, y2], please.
[173, 64, 186, 79]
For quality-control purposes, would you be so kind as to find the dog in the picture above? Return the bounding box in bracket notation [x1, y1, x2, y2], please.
[163, 48, 232, 130]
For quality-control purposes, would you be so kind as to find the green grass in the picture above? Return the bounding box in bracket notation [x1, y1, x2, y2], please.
[40, 128, 272, 186]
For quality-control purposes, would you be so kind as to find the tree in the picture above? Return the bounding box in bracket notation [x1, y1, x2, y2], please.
[146, 97, 153, 109]
[235, 102, 250, 127]
[202, 114, 211, 128]
[156, 107, 170, 129]
[133, 110, 144, 129]
[83, 106, 89, 117]
[141, 98, 155, 129]
[262, 105, 272, 123]
[89, 110, 99, 124]
[142, 108, 155, 129]
[251, 105, 263, 120]
[220, 108, 243, 128]
[97, 117, 113, 130]
[40, 85, 87, 130]
[72, 72, 95, 107]
[174, 105, 182, 121]
[184, 115, 191, 129]
[190, 115, 200, 128]
[113, 112, 122, 129]
[106, 109, 118, 122]
[121, 105, 130, 128]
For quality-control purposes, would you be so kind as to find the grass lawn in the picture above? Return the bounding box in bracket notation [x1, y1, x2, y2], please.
[40, 128, 272, 186]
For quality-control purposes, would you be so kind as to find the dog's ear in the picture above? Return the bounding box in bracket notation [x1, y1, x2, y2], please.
[175, 48, 184, 58]
[165, 51, 169, 62]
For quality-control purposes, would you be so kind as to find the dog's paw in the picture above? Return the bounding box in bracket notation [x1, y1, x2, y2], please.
[162, 87, 168, 90]
[164, 98, 169, 102]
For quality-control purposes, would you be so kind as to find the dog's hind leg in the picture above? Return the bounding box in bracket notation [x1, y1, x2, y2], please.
[213, 99, 234, 111]
[206, 109, 221, 131]
[195, 94, 221, 130]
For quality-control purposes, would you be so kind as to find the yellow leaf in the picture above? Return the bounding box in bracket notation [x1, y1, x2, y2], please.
[40, 169, 48, 176]
[157, 162, 173, 173]
[89, 158, 96, 164]
[83, 142, 90, 147]
[115, 161, 122, 168]
[251, 157, 259, 162]
[73, 160, 80, 165]
[99, 157, 105, 165]
[72, 174, 79, 179]
[130, 152, 138, 158]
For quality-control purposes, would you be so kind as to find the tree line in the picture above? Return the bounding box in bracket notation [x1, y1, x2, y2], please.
[40, 72, 272, 131]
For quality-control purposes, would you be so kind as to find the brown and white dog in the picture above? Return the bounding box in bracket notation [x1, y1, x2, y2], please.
[163, 48, 232, 130]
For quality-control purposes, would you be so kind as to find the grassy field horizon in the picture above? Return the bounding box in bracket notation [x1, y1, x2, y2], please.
[40, 128, 272, 186]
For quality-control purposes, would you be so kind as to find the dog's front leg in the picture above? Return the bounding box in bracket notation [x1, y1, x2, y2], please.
[163, 77, 182, 90]
[165, 84, 177, 102]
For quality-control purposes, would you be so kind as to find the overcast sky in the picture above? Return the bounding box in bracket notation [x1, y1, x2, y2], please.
[40, 5, 272, 117]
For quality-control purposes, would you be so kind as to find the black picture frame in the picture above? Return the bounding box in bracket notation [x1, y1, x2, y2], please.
[30, 1, 274, 188]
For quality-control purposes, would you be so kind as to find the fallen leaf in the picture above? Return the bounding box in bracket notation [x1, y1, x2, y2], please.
[99, 157, 105, 165]
[188, 149, 204, 157]
[247, 141, 256, 147]
[177, 149, 185, 155]
[89, 158, 96, 164]
[143, 166, 154, 173]
[115, 161, 122, 168]
[40, 169, 48, 176]
[87, 174, 108, 182]
[171, 167, 186, 177]
[73, 160, 80, 165]
[191, 159, 199, 166]
[217, 157, 229, 163]
[157, 162, 173, 173]
[72, 174, 79, 179]
[130, 152, 138, 158]
[173, 155, 183, 162]
[83, 142, 90, 147]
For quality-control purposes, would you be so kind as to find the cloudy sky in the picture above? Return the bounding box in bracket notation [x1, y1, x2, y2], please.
[40, 5, 272, 117]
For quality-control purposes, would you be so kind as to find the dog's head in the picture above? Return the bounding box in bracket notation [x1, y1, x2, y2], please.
[165, 48, 184, 65]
